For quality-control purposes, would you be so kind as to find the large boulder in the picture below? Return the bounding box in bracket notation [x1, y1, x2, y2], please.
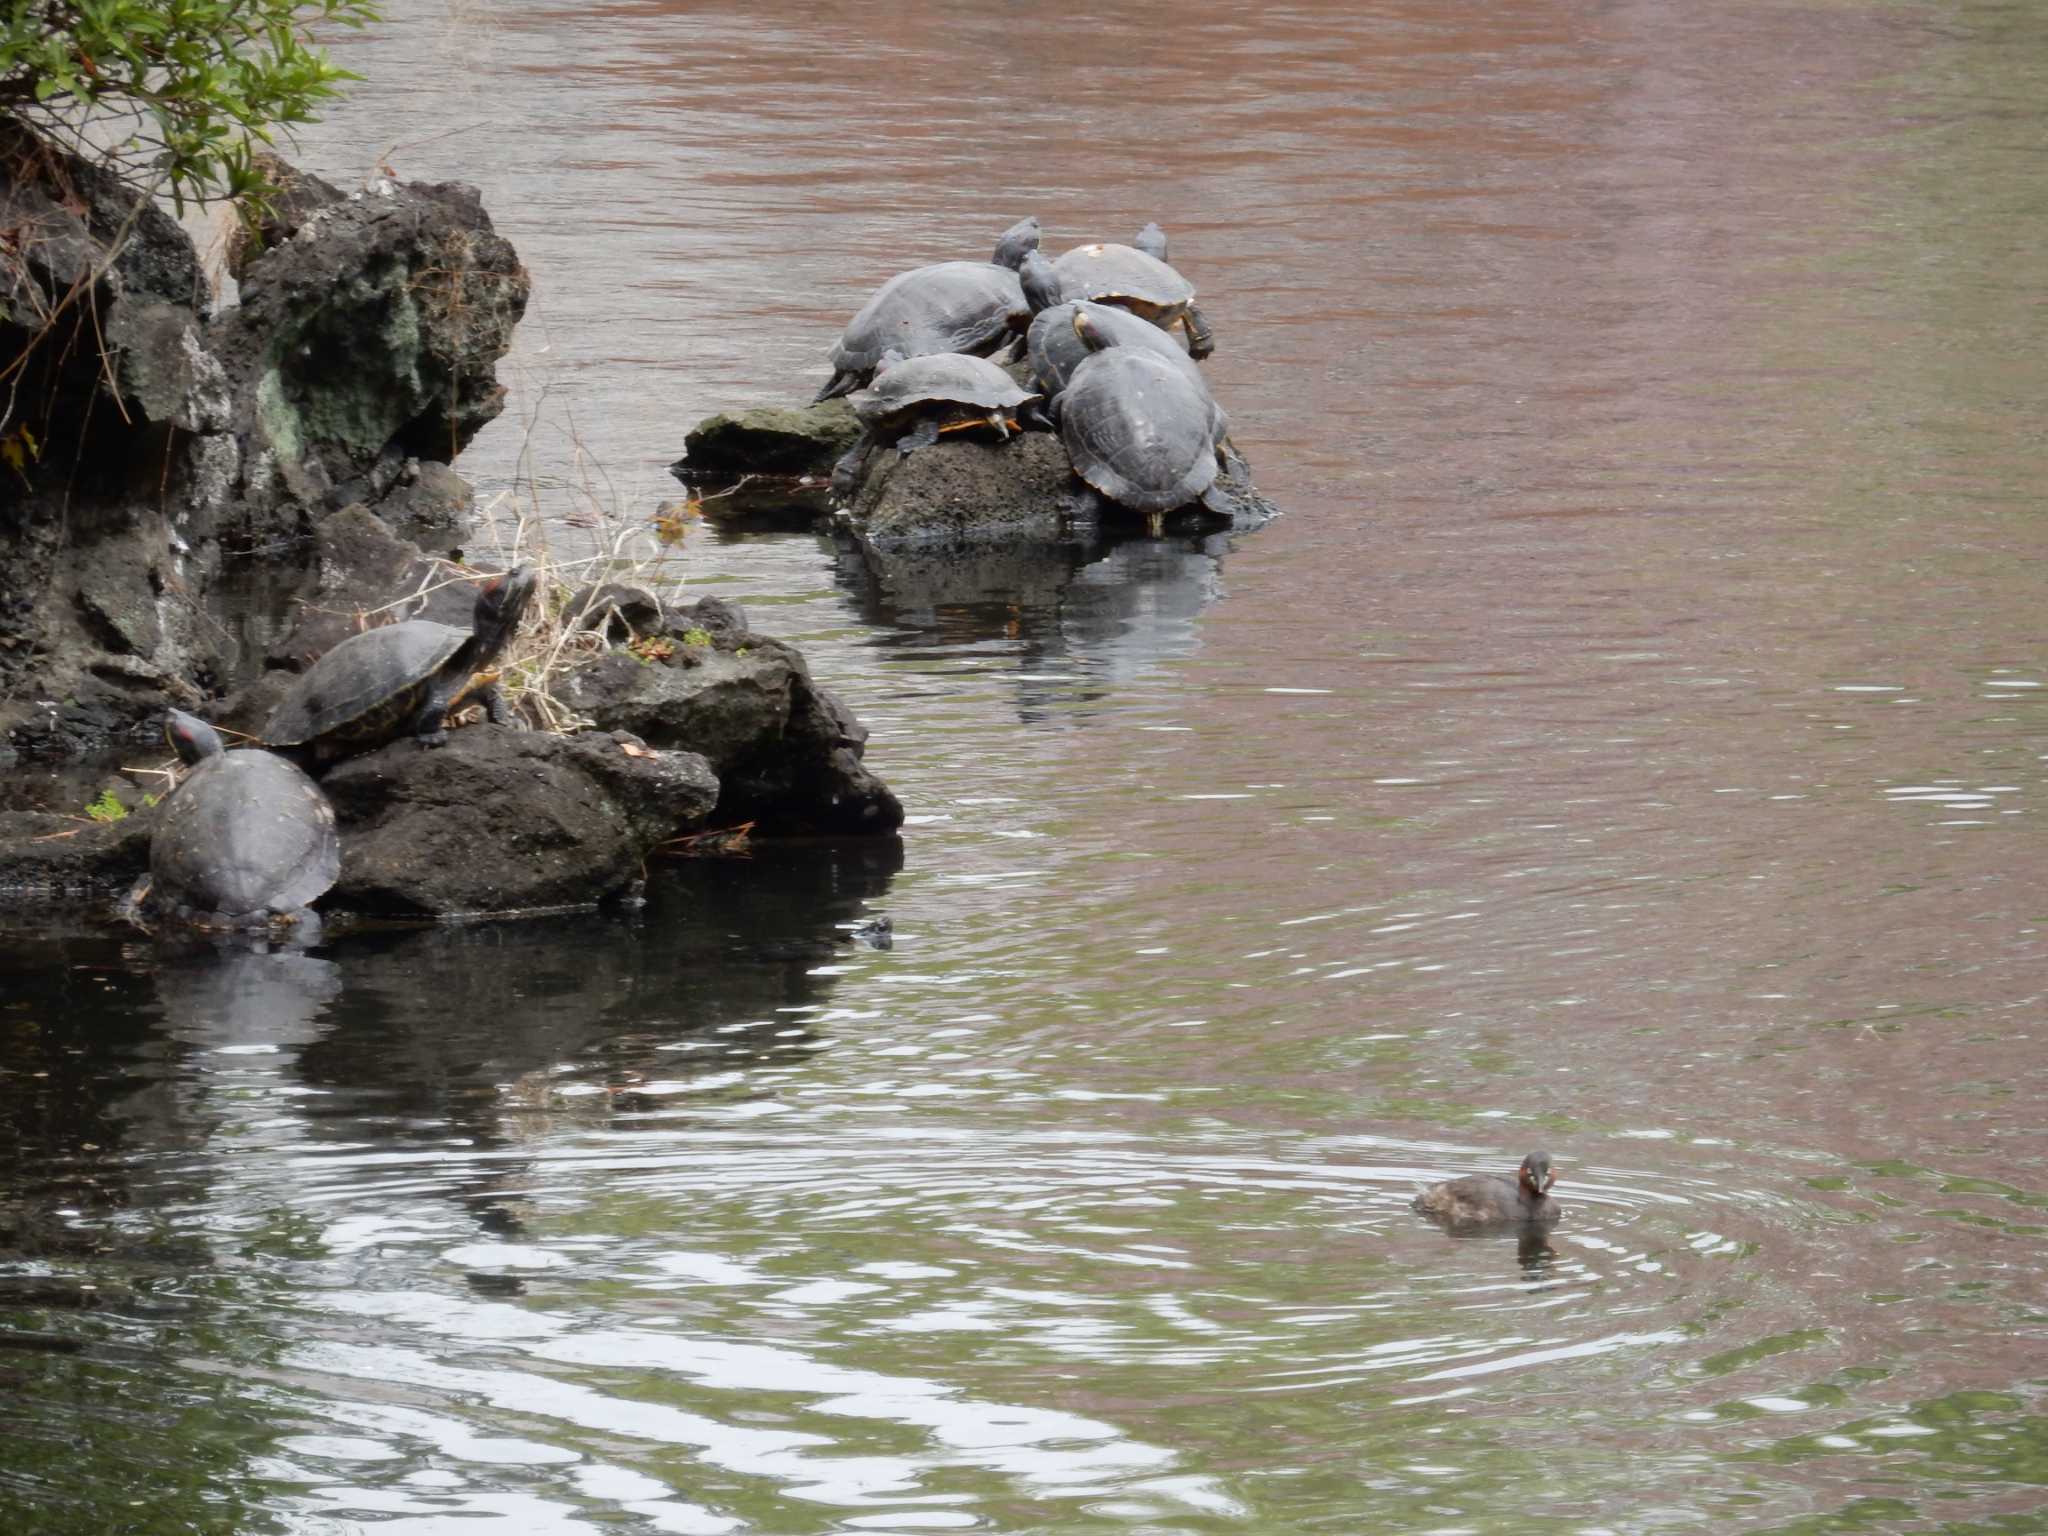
[560, 601, 903, 836]
[319, 727, 718, 915]
[211, 173, 530, 522]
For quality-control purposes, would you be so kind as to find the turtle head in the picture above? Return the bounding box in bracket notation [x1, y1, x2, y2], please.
[1134, 222, 1169, 262]
[472, 565, 538, 655]
[991, 215, 1041, 270]
[873, 349, 909, 377]
[1018, 250, 1061, 314]
[1071, 306, 1115, 354]
[164, 709, 223, 766]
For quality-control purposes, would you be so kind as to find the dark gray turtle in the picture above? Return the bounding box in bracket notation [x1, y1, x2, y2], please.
[267, 566, 537, 765]
[1052, 308, 1236, 533]
[1022, 298, 1203, 397]
[137, 710, 340, 930]
[1051, 227, 1214, 359]
[832, 350, 1044, 497]
[813, 218, 1043, 402]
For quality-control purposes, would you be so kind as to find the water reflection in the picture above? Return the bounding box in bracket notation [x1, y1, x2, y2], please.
[835, 526, 1244, 720]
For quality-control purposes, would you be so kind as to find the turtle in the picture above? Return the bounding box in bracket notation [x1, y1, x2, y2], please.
[831, 350, 1045, 498]
[266, 565, 537, 766]
[1020, 297, 1205, 397]
[133, 710, 340, 931]
[812, 217, 1043, 402]
[1051, 308, 1238, 533]
[1051, 227, 1215, 359]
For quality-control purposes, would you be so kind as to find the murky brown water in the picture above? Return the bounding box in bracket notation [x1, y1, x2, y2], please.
[6, 0, 2048, 1530]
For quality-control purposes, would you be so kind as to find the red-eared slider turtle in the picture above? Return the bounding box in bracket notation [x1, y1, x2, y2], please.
[137, 710, 340, 930]
[266, 565, 537, 765]
[1051, 227, 1214, 359]
[813, 218, 1043, 402]
[1022, 298, 1203, 397]
[1053, 309, 1237, 533]
[831, 350, 1045, 497]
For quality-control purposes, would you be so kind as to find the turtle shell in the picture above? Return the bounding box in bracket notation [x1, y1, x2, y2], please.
[829, 261, 1028, 375]
[1050, 244, 1195, 321]
[1027, 300, 1197, 396]
[851, 353, 1037, 430]
[266, 620, 469, 753]
[1059, 348, 1223, 513]
[151, 748, 340, 923]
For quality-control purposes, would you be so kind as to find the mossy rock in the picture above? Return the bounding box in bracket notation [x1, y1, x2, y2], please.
[680, 400, 860, 476]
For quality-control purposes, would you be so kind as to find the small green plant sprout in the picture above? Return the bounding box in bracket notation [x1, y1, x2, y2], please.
[85, 789, 128, 823]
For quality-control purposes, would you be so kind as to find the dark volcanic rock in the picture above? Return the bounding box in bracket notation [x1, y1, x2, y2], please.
[846, 433, 1075, 548]
[677, 401, 860, 479]
[0, 811, 154, 897]
[211, 174, 529, 523]
[566, 582, 664, 641]
[319, 727, 718, 915]
[0, 128, 528, 761]
[262, 503, 476, 672]
[560, 610, 903, 837]
[376, 461, 476, 546]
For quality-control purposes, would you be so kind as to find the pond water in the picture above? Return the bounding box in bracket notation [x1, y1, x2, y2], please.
[6, 0, 2048, 1531]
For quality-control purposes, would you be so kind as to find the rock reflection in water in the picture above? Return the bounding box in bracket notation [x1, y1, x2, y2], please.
[835, 525, 1240, 717]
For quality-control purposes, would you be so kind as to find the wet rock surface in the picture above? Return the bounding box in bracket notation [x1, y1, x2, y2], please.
[319, 727, 718, 916]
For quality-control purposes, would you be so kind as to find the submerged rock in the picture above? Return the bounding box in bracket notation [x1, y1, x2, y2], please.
[319, 727, 718, 915]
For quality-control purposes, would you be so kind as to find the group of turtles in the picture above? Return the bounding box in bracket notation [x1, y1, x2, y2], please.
[816, 216, 1245, 529]
[132, 567, 536, 933]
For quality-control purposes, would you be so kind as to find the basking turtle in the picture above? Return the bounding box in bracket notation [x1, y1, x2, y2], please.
[136, 710, 340, 930]
[813, 217, 1043, 402]
[1053, 308, 1236, 533]
[266, 565, 537, 766]
[832, 350, 1044, 497]
[1051, 227, 1215, 359]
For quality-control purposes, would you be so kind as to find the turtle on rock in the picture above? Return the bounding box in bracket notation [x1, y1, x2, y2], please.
[129, 710, 340, 932]
[813, 217, 1043, 402]
[1051, 308, 1237, 533]
[1051, 225, 1214, 358]
[832, 350, 1045, 498]
[266, 565, 537, 767]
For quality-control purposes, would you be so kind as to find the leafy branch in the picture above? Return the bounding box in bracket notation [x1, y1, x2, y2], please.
[0, 0, 380, 210]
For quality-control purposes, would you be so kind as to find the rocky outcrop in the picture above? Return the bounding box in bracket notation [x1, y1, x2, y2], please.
[209, 171, 527, 521]
[0, 123, 525, 761]
[319, 727, 718, 915]
[559, 599, 904, 837]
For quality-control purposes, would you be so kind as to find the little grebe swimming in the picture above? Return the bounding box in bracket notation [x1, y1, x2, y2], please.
[1412, 1151, 1561, 1232]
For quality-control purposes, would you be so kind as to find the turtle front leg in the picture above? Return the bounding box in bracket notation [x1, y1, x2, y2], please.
[894, 418, 943, 459]
[414, 699, 451, 748]
[1182, 302, 1215, 360]
[831, 431, 876, 499]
